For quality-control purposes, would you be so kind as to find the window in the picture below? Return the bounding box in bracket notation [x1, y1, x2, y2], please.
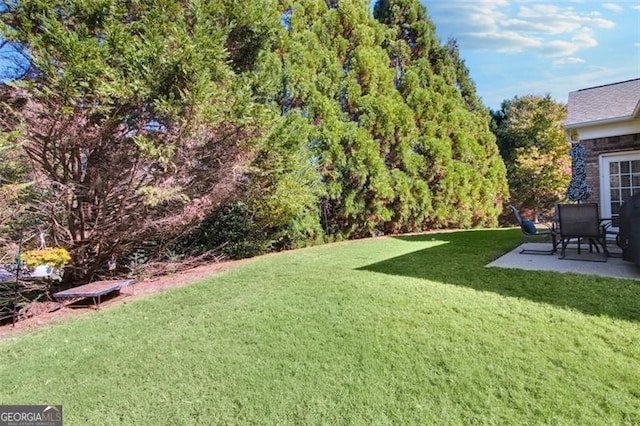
[600, 151, 640, 228]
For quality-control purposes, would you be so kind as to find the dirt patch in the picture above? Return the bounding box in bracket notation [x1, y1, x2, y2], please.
[0, 258, 250, 340]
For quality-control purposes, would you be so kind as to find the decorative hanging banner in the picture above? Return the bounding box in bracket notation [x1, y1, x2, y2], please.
[566, 142, 591, 202]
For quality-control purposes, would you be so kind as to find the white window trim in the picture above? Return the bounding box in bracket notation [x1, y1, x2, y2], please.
[599, 150, 640, 225]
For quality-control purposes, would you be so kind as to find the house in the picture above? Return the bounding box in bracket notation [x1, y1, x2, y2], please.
[565, 78, 640, 226]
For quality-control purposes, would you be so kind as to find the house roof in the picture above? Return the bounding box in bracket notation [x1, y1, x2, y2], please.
[566, 78, 640, 128]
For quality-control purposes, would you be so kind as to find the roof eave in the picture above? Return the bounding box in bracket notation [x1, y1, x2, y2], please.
[633, 98, 640, 119]
[565, 114, 638, 130]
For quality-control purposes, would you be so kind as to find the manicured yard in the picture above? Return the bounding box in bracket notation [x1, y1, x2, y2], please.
[1, 229, 639, 424]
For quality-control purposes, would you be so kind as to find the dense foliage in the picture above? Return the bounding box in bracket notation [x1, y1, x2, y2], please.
[0, 0, 269, 280]
[0, 0, 508, 277]
[0, 88, 38, 264]
[492, 95, 570, 217]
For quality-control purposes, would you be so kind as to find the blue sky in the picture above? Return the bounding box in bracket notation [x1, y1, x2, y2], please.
[423, 0, 640, 110]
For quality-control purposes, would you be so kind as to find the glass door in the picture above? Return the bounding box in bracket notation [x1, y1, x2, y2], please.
[600, 151, 640, 229]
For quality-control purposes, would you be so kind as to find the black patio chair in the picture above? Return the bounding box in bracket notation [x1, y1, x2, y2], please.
[556, 203, 608, 261]
[599, 218, 622, 258]
[509, 205, 558, 254]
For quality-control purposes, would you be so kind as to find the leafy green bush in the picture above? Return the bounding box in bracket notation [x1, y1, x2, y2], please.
[178, 202, 271, 260]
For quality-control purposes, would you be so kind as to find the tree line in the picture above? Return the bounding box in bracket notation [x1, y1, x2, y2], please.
[0, 0, 568, 283]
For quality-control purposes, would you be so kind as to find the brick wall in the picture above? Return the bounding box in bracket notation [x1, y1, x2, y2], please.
[580, 132, 640, 206]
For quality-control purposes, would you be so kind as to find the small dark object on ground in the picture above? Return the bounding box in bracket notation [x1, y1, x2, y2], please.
[54, 279, 136, 309]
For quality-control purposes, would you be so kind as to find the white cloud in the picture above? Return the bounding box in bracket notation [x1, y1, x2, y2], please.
[579, 15, 616, 29]
[572, 28, 598, 48]
[543, 40, 581, 57]
[464, 30, 542, 53]
[428, 1, 508, 33]
[502, 18, 580, 35]
[602, 3, 624, 13]
[427, 1, 616, 58]
[553, 57, 586, 66]
[426, 1, 639, 109]
[518, 4, 562, 18]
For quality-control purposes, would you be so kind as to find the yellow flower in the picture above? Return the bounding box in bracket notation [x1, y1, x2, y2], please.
[21, 248, 71, 269]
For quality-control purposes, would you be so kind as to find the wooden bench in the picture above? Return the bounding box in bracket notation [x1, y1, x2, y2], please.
[53, 279, 136, 309]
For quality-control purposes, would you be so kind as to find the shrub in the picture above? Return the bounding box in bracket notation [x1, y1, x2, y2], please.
[177, 202, 271, 260]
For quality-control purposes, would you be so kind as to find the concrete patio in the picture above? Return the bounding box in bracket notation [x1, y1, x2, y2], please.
[487, 242, 640, 280]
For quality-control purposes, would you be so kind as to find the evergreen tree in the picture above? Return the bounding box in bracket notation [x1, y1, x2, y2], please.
[246, 112, 326, 249]
[0, 87, 39, 259]
[278, 0, 397, 237]
[446, 38, 486, 114]
[1, 0, 511, 273]
[268, 0, 509, 236]
[0, 0, 270, 280]
[374, 0, 508, 228]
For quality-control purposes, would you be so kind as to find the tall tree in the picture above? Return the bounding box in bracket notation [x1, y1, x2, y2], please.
[0, 0, 269, 280]
[0, 87, 38, 261]
[277, 0, 397, 237]
[492, 95, 571, 216]
[374, 0, 508, 228]
[1, 0, 512, 274]
[446, 38, 486, 114]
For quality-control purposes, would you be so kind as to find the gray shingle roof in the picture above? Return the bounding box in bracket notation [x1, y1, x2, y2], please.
[566, 78, 640, 127]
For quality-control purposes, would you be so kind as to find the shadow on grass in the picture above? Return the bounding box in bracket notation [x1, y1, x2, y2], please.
[357, 229, 640, 322]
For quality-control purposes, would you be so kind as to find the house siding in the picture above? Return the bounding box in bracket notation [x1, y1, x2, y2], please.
[581, 133, 640, 205]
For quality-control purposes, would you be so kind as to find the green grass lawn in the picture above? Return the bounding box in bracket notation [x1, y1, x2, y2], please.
[1, 229, 639, 424]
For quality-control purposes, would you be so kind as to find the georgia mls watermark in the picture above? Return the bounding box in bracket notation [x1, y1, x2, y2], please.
[0, 405, 62, 426]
